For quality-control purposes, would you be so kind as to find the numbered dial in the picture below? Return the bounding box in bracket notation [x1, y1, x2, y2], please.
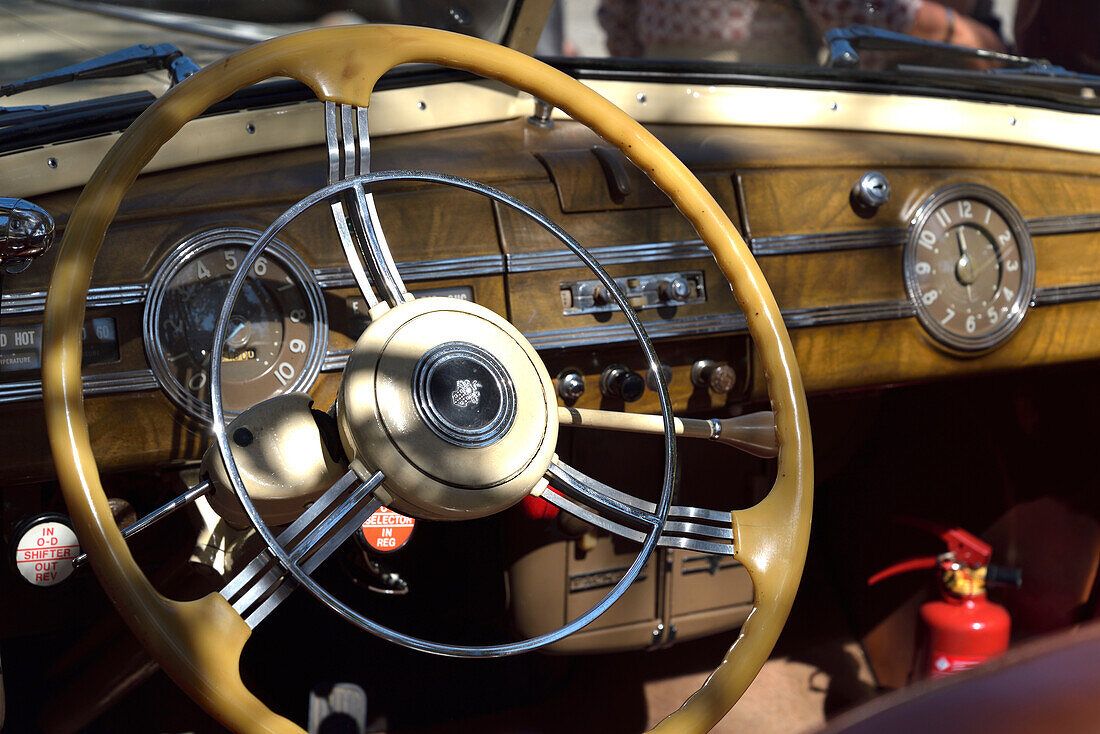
[145, 229, 327, 422]
[904, 185, 1035, 353]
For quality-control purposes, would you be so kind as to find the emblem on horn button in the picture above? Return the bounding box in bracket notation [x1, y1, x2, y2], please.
[452, 379, 482, 408]
[413, 342, 516, 448]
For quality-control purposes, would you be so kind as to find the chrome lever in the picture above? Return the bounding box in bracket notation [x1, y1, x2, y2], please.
[72, 480, 212, 569]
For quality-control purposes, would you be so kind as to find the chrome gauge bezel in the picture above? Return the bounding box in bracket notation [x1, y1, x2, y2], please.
[904, 183, 1036, 354]
[143, 227, 328, 423]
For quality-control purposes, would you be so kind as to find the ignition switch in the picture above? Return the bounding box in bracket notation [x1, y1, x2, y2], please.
[850, 171, 890, 218]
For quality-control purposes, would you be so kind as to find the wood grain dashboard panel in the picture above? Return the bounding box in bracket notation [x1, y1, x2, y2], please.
[3, 117, 1100, 482]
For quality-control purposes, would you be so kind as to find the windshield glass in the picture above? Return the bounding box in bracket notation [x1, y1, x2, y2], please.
[551, 0, 1094, 74]
[0, 0, 518, 106]
[1, 0, 1097, 109]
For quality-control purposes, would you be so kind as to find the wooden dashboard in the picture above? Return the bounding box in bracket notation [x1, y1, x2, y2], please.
[2, 113, 1100, 485]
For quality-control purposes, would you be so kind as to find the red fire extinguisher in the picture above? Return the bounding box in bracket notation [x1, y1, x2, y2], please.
[869, 521, 1021, 680]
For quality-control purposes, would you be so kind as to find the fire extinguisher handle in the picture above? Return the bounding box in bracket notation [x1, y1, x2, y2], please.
[986, 564, 1023, 588]
[868, 556, 939, 586]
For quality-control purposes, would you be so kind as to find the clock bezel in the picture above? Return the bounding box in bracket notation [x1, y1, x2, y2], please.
[904, 183, 1036, 354]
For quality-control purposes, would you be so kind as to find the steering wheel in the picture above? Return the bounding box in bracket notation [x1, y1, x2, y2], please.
[43, 26, 813, 733]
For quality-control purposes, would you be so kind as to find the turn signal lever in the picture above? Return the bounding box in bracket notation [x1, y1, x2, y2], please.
[558, 407, 778, 458]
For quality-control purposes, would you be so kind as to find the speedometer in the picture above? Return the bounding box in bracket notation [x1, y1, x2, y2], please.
[904, 184, 1035, 353]
[144, 228, 327, 422]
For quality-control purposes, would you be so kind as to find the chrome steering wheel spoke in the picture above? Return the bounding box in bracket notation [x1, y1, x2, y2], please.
[325, 101, 410, 308]
[211, 169, 681, 656]
[546, 460, 735, 556]
[220, 468, 384, 629]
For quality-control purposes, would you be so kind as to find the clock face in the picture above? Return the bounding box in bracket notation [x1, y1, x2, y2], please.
[904, 184, 1035, 353]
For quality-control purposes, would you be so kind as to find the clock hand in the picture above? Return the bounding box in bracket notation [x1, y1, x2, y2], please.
[957, 229, 974, 303]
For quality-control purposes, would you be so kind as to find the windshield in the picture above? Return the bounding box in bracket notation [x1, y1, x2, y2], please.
[0, 0, 518, 106]
[557, 0, 1095, 74]
[1, 0, 1097, 109]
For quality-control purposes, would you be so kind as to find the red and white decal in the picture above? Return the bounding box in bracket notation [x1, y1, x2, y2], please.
[361, 507, 415, 553]
[929, 652, 986, 679]
[15, 520, 80, 587]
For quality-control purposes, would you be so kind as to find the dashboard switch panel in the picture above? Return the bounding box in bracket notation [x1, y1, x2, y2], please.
[560, 271, 705, 316]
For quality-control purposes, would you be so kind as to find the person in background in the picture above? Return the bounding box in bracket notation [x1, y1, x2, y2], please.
[1014, 0, 1099, 75]
[801, 0, 1005, 54]
[598, 0, 821, 65]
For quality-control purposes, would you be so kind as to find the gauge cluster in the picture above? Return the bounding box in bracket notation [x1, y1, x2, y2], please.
[903, 184, 1036, 353]
[143, 228, 327, 422]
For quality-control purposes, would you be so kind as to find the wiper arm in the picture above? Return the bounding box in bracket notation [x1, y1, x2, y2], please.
[0, 43, 200, 99]
[825, 25, 1100, 99]
[826, 24, 1040, 71]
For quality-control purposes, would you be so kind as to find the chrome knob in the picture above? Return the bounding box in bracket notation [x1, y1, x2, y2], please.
[659, 277, 691, 302]
[0, 198, 54, 274]
[691, 360, 736, 394]
[850, 171, 890, 218]
[645, 362, 673, 391]
[600, 364, 645, 403]
[556, 369, 586, 402]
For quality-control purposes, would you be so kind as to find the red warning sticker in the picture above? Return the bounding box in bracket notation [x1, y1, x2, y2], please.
[361, 506, 415, 553]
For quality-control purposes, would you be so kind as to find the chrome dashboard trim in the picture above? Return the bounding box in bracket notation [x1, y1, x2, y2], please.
[747, 215, 1100, 256]
[751, 228, 906, 256]
[1032, 283, 1100, 307]
[1026, 214, 1100, 237]
[524, 299, 915, 349]
[1, 284, 147, 316]
[507, 239, 710, 272]
[4, 283, 1098, 403]
[5, 211, 1098, 315]
[0, 370, 158, 404]
[313, 253, 505, 287]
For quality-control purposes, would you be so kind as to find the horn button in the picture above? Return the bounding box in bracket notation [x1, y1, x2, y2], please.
[337, 298, 557, 520]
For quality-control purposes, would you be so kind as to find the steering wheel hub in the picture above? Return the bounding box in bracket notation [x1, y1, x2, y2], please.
[412, 341, 516, 448]
[337, 297, 557, 520]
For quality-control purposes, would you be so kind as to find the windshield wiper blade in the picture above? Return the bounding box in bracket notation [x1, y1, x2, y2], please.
[0, 43, 200, 99]
[826, 24, 1041, 71]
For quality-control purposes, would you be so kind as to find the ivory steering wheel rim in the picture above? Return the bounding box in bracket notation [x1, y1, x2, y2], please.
[42, 25, 814, 734]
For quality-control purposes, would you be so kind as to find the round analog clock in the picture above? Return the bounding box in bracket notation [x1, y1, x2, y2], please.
[904, 184, 1035, 353]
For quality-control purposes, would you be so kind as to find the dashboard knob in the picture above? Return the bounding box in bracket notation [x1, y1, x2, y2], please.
[659, 276, 691, 302]
[645, 362, 673, 392]
[691, 360, 736, 394]
[600, 363, 645, 402]
[556, 369, 586, 402]
[591, 285, 611, 306]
